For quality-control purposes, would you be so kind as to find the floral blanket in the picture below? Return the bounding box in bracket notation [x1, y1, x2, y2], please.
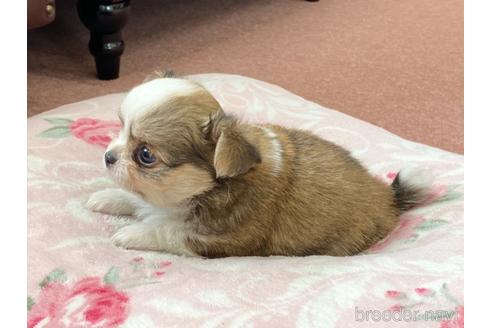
[27, 74, 463, 328]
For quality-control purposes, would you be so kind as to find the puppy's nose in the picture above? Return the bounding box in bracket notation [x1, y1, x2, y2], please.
[104, 151, 118, 167]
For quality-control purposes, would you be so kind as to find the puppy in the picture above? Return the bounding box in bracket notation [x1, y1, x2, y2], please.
[87, 75, 431, 258]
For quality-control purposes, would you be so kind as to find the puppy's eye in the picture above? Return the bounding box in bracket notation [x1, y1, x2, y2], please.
[135, 145, 157, 167]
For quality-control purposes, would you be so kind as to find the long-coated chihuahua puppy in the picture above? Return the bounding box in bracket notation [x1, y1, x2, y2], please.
[87, 74, 431, 258]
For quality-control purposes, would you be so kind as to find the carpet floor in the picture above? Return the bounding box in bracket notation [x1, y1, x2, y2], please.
[27, 0, 463, 153]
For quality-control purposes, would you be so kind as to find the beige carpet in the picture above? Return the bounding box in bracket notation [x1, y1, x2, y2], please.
[27, 0, 463, 153]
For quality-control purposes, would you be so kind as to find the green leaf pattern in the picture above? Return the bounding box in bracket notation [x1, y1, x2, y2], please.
[27, 296, 35, 312]
[103, 266, 120, 285]
[39, 117, 74, 138]
[415, 219, 448, 231]
[39, 126, 72, 138]
[39, 268, 67, 288]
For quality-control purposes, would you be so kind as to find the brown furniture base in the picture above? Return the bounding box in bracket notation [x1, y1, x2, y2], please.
[77, 0, 130, 80]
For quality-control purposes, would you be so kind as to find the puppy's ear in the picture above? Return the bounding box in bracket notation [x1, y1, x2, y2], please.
[204, 111, 261, 178]
[214, 129, 261, 178]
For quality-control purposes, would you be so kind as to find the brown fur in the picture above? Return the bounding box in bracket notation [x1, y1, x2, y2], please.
[114, 78, 407, 257]
[115, 88, 220, 208]
[184, 117, 400, 257]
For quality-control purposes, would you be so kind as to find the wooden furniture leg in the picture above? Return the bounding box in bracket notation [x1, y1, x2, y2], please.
[77, 0, 130, 80]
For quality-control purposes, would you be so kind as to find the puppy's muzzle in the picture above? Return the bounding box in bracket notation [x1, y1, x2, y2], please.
[104, 151, 118, 167]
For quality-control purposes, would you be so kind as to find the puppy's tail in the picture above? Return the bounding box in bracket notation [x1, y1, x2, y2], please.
[391, 167, 433, 212]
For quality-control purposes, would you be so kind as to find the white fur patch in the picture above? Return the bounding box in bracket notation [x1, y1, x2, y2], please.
[108, 78, 199, 151]
[86, 188, 143, 216]
[87, 188, 196, 256]
[110, 200, 196, 256]
[398, 166, 434, 191]
[259, 127, 283, 175]
[111, 219, 195, 256]
[121, 78, 198, 122]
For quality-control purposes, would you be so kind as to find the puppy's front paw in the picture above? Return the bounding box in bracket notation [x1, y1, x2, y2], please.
[111, 224, 158, 250]
[86, 189, 136, 216]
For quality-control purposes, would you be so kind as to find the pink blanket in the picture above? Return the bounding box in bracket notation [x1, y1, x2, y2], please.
[27, 74, 463, 328]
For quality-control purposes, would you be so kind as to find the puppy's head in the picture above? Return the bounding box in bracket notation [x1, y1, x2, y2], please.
[104, 77, 261, 208]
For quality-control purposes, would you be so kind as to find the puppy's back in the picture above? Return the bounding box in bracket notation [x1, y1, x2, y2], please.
[264, 128, 399, 256]
[187, 121, 429, 258]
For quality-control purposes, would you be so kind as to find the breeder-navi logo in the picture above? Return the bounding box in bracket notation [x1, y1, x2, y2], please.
[355, 306, 456, 322]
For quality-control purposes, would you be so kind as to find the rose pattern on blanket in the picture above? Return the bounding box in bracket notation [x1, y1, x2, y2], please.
[40, 117, 121, 148]
[382, 284, 463, 327]
[28, 74, 463, 327]
[27, 258, 173, 328]
[28, 277, 128, 328]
